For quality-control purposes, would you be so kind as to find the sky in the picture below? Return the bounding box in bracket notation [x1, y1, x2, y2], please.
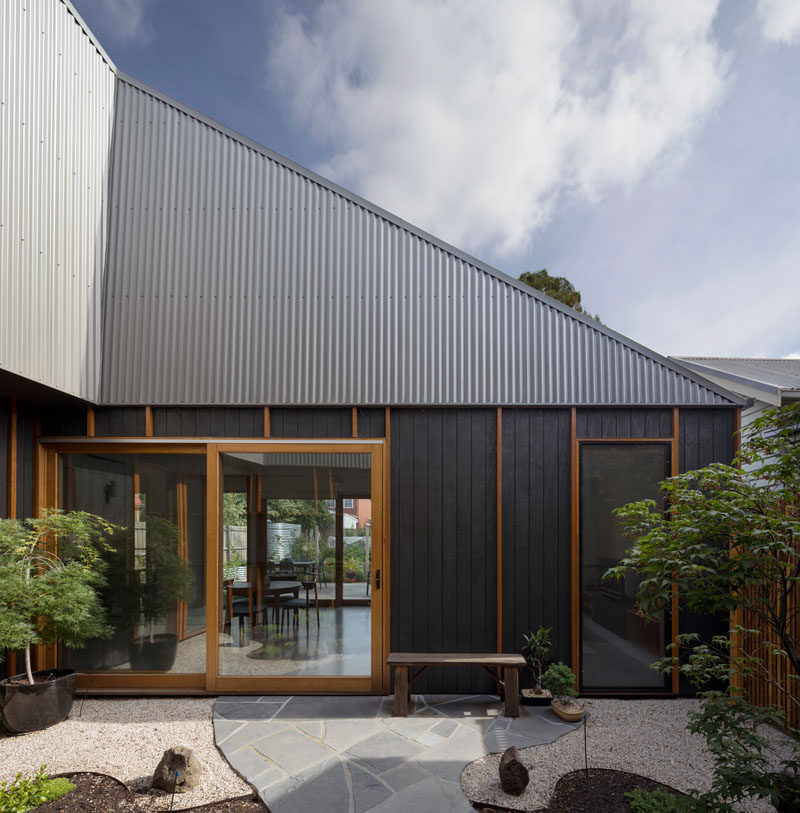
[71, 0, 800, 359]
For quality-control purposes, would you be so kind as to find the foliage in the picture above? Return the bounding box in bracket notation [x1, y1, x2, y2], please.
[606, 403, 800, 811]
[0, 510, 118, 683]
[266, 499, 333, 533]
[518, 268, 601, 322]
[222, 547, 245, 582]
[521, 626, 552, 691]
[541, 661, 577, 702]
[223, 492, 247, 526]
[132, 516, 193, 635]
[625, 786, 687, 813]
[0, 766, 75, 812]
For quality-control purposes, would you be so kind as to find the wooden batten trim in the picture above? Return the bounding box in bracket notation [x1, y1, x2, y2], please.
[577, 437, 674, 443]
[730, 406, 744, 695]
[352, 407, 358, 438]
[263, 406, 270, 438]
[570, 407, 579, 688]
[496, 407, 503, 653]
[205, 445, 220, 691]
[671, 407, 680, 694]
[145, 405, 154, 437]
[7, 399, 17, 518]
[86, 406, 95, 437]
[382, 407, 391, 691]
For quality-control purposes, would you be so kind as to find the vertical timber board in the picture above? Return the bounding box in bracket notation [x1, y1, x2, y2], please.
[152, 408, 263, 437]
[358, 408, 386, 438]
[389, 408, 497, 693]
[0, 398, 10, 518]
[270, 408, 352, 438]
[94, 408, 147, 437]
[678, 407, 737, 694]
[501, 409, 572, 684]
[575, 408, 673, 439]
[16, 404, 35, 520]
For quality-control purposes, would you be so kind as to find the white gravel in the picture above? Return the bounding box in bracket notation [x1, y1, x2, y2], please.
[0, 698, 251, 810]
[461, 698, 788, 812]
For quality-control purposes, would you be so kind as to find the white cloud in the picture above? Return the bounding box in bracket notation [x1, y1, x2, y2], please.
[757, 0, 800, 44]
[268, 0, 729, 258]
[90, 0, 154, 47]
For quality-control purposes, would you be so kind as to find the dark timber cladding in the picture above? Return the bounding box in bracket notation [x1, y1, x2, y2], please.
[502, 409, 572, 674]
[575, 408, 672, 439]
[152, 407, 262, 437]
[356, 408, 386, 438]
[678, 407, 737, 694]
[94, 407, 147, 437]
[270, 408, 352, 438]
[15, 403, 35, 519]
[0, 397, 8, 518]
[390, 408, 497, 693]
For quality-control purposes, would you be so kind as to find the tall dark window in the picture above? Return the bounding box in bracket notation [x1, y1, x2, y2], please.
[580, 443, 670, 690]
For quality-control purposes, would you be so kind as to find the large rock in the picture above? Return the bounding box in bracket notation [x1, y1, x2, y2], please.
[499, 746, 529, 795]
[152, 746, 203, 793]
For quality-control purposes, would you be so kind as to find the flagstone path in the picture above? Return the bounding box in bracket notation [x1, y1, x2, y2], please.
[213, 694, 581, 812]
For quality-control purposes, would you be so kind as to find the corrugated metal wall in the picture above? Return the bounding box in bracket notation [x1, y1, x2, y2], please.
[98, 77, 734, 407]
[0, 0, 115, 400]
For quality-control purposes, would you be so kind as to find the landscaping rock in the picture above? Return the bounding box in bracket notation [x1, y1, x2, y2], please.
[499, 746, 529, 795]
[152, 746, 203, 793]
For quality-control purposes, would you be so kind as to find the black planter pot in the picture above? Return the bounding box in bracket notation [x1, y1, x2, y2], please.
[0, 668, 78, 734]
[129, 633, 178, 671]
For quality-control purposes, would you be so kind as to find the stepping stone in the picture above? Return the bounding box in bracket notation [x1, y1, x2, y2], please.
[483, 727, 541, 754]
[431, 720, 458, 737]
[252, 728, 334, 774]
[368, 776, 473, 812]
[349, 762, 393, 812]
[415, 731, 447, 747]
[227, 745, 274, 782]
[219, 721, 289, 755]
[386, 717, 438, 739]
[324, 719, 383, 752]
[346, 729, 425, 774]
[212, 719, 243, 743]
[261, 757, 350, 813]
[298, 721, 324, 740]
[380, 760, 431, 792]
[416, 726, 486, 783]
[214, 701, 280, 721]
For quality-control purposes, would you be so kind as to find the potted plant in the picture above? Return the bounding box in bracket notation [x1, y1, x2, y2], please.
[520, 626, 552, 705]
[542, 661, 584, 722]
[128, 516, 193, 671]
[0, 510, 117, 734]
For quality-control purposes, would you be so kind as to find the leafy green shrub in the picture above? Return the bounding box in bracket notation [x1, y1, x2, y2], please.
[0, 766, 75, 812]
[521, 626, 551, 691]
[541, 661, 577, 702]
[625, 787, 687, 813]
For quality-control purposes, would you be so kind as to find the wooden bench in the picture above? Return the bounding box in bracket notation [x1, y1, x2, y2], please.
[387, 652, 526, 718]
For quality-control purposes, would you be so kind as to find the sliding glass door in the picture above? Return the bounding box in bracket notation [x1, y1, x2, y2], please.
[579, 442, 670, 690]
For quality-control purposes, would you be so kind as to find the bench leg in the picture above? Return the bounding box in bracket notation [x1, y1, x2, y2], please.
[504, 667, 520, 718]
[393, 666, 409, 717]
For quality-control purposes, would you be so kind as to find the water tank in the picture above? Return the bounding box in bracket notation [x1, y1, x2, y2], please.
[266, 522, 301, 560]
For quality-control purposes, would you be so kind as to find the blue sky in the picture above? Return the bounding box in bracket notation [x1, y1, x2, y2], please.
[72, 0, 800, 359]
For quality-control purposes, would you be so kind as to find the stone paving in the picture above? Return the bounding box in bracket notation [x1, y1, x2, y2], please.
[213, 694, 581, 812]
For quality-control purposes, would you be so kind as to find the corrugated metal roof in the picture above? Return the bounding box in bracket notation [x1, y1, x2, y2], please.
[3, 0, 744, 408]
[677, 358, 800, 395]
[97, 75, 742, 407]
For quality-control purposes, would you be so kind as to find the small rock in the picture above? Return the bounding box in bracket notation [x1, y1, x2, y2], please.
[152, 746, 203, 793]
[499, 745, 529, 795]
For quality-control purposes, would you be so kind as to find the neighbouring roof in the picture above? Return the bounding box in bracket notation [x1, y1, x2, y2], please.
[1, 0, 746, 408]
[676, 357, 800, 404]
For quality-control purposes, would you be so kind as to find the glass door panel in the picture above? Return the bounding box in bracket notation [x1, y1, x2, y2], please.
[579, 443, 670, 690]
[218, 451, 376, 680]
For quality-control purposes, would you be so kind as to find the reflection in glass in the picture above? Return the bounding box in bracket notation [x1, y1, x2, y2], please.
[59, 454, 206, 673]
[219, 452, 372, 677]
[580, 443, 669, 689]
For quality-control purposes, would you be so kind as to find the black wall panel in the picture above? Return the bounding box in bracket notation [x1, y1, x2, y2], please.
[357, 408, 386, 438]
[40, 405, 86, 436]
[94, 407, 147, 437]
[678, 407, 737, 694]
[390, 408, 497, 693]
[501, 409, 572, 678]
[0, 397, 8, 518]
[270, 408, 351, 438]
[576, 408, 672, 439]
[153, 407, 262, 437]
[16, 403, 35, 520]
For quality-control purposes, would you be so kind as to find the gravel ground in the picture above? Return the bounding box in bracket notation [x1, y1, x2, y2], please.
[461, 698, 789, 812]
[0, 698, 251, 810]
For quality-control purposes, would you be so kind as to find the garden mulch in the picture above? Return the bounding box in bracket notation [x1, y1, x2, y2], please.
[32, 772, 269, 813]
[472, 768, 687, 813]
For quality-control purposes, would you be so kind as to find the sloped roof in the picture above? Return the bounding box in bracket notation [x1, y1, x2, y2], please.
[3, 0, 745, 407]
[677, 357, 800, 402]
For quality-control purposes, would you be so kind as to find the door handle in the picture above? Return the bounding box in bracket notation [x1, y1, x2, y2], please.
[375, 569, 380, 590]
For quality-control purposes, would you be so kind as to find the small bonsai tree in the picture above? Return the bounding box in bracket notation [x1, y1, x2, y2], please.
[542, 661, 578, 704]
[132, 516, 193, 642]
[521, 626, 552, 693]
[0, 510, 118, 684]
